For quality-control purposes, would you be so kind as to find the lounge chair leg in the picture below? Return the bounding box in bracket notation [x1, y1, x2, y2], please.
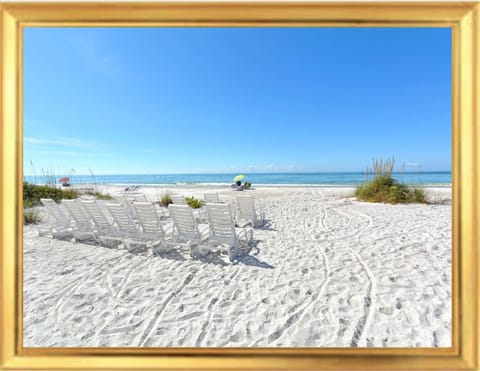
[188, 241, 198, 258]
[247, 229, 254, 245]
[229, 244, 239, 262]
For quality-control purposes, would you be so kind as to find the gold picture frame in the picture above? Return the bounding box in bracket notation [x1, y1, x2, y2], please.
[1, 1, 478, 370]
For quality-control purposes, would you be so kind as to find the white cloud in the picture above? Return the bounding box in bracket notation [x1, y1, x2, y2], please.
[28, 150, 109, 158]
[24, 136, 99, 150]
[24, 119, 45, 128]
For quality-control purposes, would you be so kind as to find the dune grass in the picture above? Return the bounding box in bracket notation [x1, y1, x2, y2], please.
[355, 158, 428, 204]
[24, 200, 42, 224]
[24, 208, 41, 224]
[185, 196, 204, 209]
[94, 192, 113, 200]
[159, 193, 173, 207]
[23, 182, 78, 206]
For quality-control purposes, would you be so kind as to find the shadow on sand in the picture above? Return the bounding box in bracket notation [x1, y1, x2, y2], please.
[257, 219, 276, 231]
[235, 239, 274, 269]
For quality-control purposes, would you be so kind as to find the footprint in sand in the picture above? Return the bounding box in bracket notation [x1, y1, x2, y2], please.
[261, 297, 270, 304]
[229, 330, 244, 343]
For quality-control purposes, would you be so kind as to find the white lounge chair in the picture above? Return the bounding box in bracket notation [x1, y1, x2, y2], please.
[236, 195, 266, 228]
[125, 192, 148, 203]
[171, 195, 188, 205]
[121, 194, 142, 221]
[155, 203, 169, 220]
[168, 204, 209, 257]
[105, 202, 148, 253]
[172, 195, 207, 221]
[132, 202, 174, 254]
[206, 203, 253, 261]
[80, 200, 123, 248]
[61, 199, 97, 243]
[39, 198, 74, 240]
[124, 185, 140, 194]
[204, 193, 220, 203]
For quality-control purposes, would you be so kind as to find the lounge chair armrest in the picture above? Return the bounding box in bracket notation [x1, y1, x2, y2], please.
[236, 227, 254, 243]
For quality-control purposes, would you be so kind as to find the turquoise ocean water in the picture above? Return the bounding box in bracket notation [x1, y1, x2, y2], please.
[24, 172, 452, 187]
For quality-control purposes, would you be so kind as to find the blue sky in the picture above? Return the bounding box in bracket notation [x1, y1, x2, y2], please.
[24, 27, 451, 175]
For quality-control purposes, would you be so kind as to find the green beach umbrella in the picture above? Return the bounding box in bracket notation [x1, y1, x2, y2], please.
[233, 174, 246, 182]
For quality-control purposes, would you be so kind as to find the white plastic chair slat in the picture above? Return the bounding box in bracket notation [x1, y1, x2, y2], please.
[237, 195, 264, 227]
[206, 203, 236, 242]
[81, 200, 112, 231]
[132, 202, 165, 238]
[40, 198, 71, 227]
[171, 195, 188, 205]
[169, 205, 204, 241]
[62, 200, 91, 227]
[204, 193, 220, 203]
[106, 203, 138, 234]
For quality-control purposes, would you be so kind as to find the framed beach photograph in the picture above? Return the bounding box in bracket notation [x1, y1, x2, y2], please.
[0, 1, 479, 370]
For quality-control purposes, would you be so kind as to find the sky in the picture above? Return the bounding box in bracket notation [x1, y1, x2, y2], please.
[24, 27, 451, 175]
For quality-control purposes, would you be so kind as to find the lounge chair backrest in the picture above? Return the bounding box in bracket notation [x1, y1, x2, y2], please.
[40, 198, 71, 226]
[168, 204, 200, 239]
[204, 193, 220, 203]
[125, 193, 148, 203]
[237, 195, 257, 222]
[81, 200, 112, 232]
[132, 202, 164, 238]
[105, 203, 138, 236]
[62, 199, 91, 228]
[206, 203, 236, 245]
[132, 193, 148, 202]
[171, 195, 187, 205]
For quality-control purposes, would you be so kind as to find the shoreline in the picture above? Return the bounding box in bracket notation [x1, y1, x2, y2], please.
[64, 183, 453, 190]
[80, 184, 453, 205]
[77, 183, 453, 188]
[24, 179, 454, 188]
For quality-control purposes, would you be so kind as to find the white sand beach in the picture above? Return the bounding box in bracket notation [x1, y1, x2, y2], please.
[23, 186, 452, 347]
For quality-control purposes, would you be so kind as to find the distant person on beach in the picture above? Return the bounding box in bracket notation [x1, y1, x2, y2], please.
[231, 180, 245, 191]
[236, 181, 246, 191]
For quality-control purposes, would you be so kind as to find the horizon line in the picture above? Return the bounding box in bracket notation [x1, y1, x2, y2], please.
[24, 170, 453, 177]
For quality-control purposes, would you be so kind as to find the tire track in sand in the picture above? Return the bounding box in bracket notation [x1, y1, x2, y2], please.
[136, 269, 197, 346]
[316, 189, 377, 347]
[344, 207, 377, 347]
[250, 190, 330, 346]
[53, 252, 128, 328]
[194, 267, 241, 346]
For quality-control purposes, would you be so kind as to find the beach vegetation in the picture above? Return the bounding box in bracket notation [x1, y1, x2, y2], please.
[356, 158, 428, 204]
[94, 192, 113, 200]
[159, 193, 173, 207]
[365, 157, 395, 178]
[185, 196, 204, 209]
[429, 194, 451, 205]
[24, 208, 41, 224]
[61, 188, 78, 199]
[24, 200, 41, 224]
[23, 182, 78, 206]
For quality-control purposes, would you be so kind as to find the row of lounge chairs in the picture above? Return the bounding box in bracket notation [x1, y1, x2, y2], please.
[38, 194, 265, 262]
[170, 193, 265, 228]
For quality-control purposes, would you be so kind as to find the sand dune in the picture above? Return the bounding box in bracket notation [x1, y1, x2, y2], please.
[23, 186, 451, 347]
